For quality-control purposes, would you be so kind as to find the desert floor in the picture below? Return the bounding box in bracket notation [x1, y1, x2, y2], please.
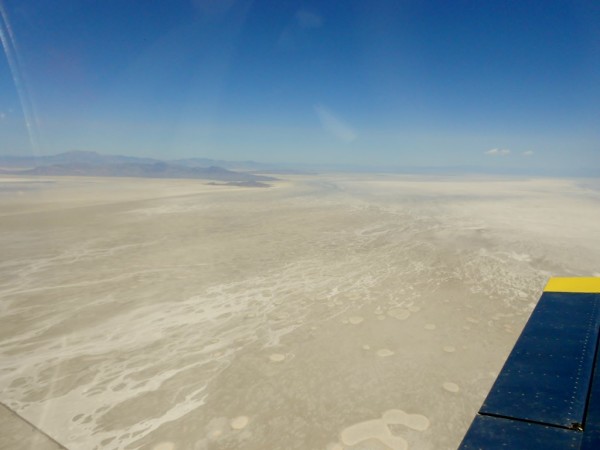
[1, 174, 599, 450]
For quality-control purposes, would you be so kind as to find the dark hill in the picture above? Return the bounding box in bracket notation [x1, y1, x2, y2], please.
[0, 152, 277, 183]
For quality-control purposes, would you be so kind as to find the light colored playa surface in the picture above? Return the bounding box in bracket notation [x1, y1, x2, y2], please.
[268, 353, 286, 362]
[1, 174, 599, 449]
[376, 349, 395, 358]
[442, 383, 461, 393]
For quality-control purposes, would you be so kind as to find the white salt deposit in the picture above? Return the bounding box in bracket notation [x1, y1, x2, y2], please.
[443, 382, 460, 393]
[339, 409, 430, 450]
[230, 416, 249, 430]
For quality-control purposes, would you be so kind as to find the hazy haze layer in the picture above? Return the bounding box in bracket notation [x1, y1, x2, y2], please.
[0, 174, 599, 450]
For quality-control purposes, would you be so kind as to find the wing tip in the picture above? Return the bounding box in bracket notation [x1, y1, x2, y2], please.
[544, 277, 600, 293]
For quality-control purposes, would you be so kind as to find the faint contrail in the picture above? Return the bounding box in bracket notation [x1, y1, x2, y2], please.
[0, 1, 40, 153]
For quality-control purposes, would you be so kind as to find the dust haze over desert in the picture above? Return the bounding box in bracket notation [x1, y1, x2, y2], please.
[1, 173, 599, 450]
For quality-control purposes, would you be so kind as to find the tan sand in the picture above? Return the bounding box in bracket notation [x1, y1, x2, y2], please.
[1, 174, 599, 449]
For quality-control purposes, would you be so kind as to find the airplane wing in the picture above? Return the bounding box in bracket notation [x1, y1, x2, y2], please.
[459, 277, 600, 449]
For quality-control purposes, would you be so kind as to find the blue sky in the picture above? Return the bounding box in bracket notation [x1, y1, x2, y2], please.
[1, 0, 599, 173]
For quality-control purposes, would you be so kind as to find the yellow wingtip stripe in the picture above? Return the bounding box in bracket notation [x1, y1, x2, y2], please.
[544, 277, 600, 294]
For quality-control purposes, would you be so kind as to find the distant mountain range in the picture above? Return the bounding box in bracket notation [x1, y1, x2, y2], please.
[0, 151, 278, 185]
[3, 150, 594, 179]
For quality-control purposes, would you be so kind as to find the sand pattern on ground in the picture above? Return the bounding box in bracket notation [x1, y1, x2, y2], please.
[337, 409, 430, 449]
[443, 382, 460, 393]
[1, 174, 599, 449]
[268, 353, 286, 362]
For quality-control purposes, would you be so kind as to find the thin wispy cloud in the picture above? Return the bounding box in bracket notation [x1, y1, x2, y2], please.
[522, 150, 534, 156]
[0, 112, 6, 121]
[315, 104, 357, 143]
[485, 148, 510, 156]
[295, 10, 323, 28]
